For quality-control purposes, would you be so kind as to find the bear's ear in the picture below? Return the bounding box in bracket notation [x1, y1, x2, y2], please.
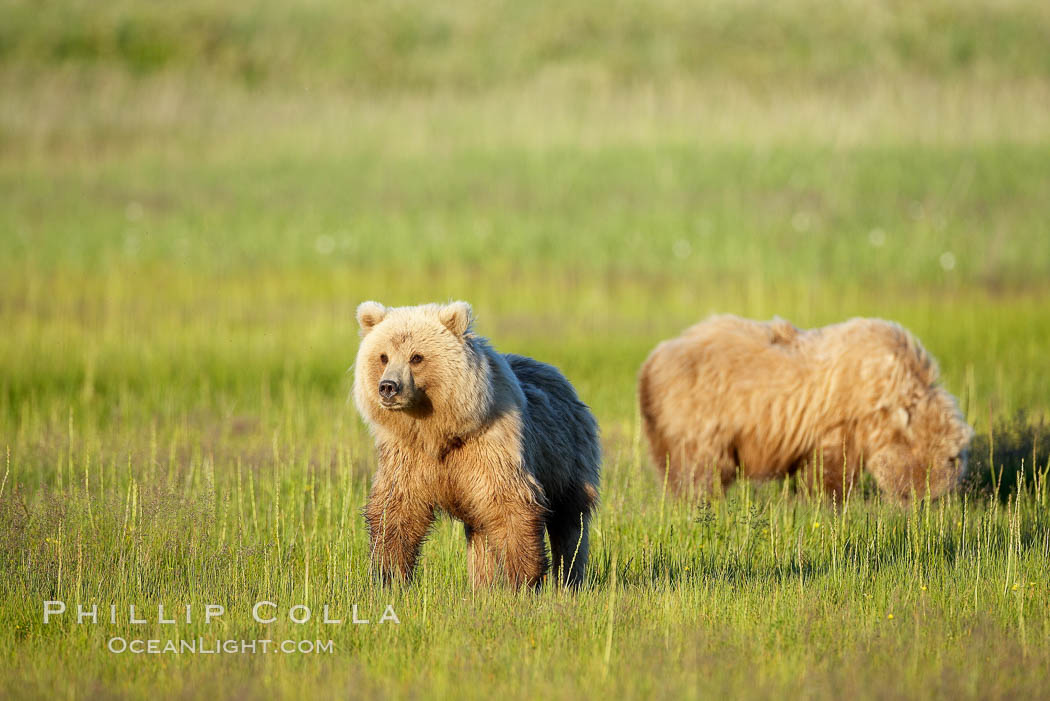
[356, 301, 387, 335]
[439, 301, 473, 337]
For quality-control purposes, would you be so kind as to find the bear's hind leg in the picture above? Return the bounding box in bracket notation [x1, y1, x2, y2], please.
[548, 511, 590, 588]
[667, 438, 738, 499]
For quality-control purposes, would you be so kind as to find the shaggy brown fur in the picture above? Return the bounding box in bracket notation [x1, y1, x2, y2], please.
[353, 301, 601, 589]
[639, 315, 973, 501]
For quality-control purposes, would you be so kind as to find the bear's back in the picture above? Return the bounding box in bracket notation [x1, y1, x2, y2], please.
[504, 354, 590, 414]
[808, 318, 940, 388]
[673, 315, 807, 382]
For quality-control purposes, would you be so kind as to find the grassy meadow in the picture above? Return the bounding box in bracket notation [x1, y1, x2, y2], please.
[2, 0, 1050, 698]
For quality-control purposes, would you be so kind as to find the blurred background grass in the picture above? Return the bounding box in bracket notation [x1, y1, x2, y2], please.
[2, 1, 1050, 698]
[3, 0, 1048, 431]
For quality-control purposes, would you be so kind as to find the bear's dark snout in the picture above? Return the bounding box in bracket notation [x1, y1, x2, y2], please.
[378, 380, 401, 399]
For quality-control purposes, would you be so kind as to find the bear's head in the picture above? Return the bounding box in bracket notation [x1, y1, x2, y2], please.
[352, 301, 494, 433]
[869, 387, 974, 500]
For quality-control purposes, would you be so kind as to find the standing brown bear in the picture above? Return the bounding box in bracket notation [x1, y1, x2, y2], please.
[353, 301, 601, 589]
[639, 315, 973, 501]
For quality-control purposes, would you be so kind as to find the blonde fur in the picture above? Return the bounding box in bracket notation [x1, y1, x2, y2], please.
[353, 301, 601, 589]
[639, 315, 973, 502]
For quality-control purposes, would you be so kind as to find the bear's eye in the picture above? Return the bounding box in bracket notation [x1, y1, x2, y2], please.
[410, 354, 424, 365]
[379, 353, 388, 365]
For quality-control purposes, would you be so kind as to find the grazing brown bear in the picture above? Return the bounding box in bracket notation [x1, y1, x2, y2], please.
[638, 315, 973, 501]
[353, 301, 600, 589]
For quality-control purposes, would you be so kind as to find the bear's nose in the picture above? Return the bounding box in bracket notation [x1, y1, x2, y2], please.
[378, 380, 401, 399]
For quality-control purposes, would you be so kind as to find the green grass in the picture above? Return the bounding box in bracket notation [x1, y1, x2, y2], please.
[3, 0, 1050, 698]
[4, 0, 1050, 90]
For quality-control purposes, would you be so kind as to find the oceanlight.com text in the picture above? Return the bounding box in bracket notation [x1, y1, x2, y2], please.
[107, 637, 335, 655]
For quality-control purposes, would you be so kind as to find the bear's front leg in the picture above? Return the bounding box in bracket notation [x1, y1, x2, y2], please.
[800, 434, 862, 501]
[364, 474, 435, 585]
[465, 503, 547, 590]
